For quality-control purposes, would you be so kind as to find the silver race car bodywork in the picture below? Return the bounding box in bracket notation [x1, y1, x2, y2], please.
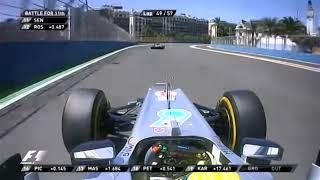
[5, 84, 318, 180]
[307, 150, 320, 180]
[82, 84, 273, 180]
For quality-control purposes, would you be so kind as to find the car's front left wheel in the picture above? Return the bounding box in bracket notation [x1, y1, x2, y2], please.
[62, 88, 113, 152]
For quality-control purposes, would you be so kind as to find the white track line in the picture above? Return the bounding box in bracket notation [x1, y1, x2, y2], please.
[190, 45, 320, 73]
[0, 44, 149, 110]
[207, 45, 320, 66]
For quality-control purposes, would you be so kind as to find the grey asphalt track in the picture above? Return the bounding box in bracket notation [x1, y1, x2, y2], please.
[0, 43, 319, 180]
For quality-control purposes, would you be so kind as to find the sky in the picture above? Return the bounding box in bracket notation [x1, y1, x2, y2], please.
[0, 0, 320, 25]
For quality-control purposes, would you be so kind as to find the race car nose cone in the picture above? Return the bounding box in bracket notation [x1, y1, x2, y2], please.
[152, 145, 161, 153]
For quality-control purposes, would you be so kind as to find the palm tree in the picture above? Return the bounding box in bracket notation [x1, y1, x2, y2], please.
[262, 18, 278, 35]
[213, 17, 221, 36]
[278, 16, 306, 49]
[261, 18, 278, 48]
[279, 16, 306, 35]
[250, 20, 259, 47]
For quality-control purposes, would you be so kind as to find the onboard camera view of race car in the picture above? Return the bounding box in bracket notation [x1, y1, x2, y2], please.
[0, 0, 320, 180]
[60, 83, 284, 180]
[4, 83, 317, 180]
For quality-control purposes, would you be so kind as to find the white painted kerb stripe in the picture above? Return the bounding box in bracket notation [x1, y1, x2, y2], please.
[190, 45, 320, 73]
[207, 45, 320, 66]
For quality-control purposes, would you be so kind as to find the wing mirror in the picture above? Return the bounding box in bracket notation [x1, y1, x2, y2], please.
[307, 149, 320, 180]
[241, 138, 284, 164]
[70, 139, 116, 165]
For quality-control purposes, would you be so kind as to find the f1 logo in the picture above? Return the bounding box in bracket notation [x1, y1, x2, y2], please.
[21, 150, 47, 164]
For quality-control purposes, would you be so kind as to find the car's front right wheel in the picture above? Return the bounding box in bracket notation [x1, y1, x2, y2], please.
[215, 90, 267, 155]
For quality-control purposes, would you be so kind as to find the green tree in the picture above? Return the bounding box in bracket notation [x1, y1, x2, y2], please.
[213, 17, 222, 36]
[260, 17, 278, 48]
[278, 16, 306, 49]
[278, 16, 306, 35]
[261, 17, 278, 35]
[250, 20, 259, 47]
[220, 22, 236, 36]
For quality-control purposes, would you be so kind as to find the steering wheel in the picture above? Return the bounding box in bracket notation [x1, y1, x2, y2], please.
[144, 142, 215, 166]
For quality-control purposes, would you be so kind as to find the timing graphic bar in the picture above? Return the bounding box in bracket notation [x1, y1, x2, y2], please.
[20, 164, 297, 173]
[20, 10, 68, 31]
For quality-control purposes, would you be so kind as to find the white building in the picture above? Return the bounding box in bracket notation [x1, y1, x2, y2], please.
[235, 20, 252, 45]
[129, 12, 148, 39]
[148, 14, 208, 36]
[234, 20, 297, 51]
[306, 0, 318, 36]
[126, 11, 208, 39]
[208, 20, 217, 38]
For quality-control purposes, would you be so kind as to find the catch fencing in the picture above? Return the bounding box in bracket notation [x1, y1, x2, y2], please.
[0, 1, 132, 42]
[211, 35, 298, 52]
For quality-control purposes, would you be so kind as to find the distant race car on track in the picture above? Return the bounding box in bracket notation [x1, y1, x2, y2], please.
[150, 43, 165, 49]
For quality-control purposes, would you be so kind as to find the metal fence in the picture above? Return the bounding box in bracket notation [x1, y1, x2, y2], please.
[0, 0, 133, 42]
[68, 8, 133, 41]
[211, 36, 237, 45]
[211, 35, 299, 52]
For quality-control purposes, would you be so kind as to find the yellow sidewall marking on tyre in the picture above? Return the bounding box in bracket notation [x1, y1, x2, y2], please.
[220, 97, 237, 150]
[222, 108, 232, 147]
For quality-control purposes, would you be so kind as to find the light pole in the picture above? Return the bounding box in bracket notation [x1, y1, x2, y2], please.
[85, 0, 88, 11]
[85, 0, 89, 40]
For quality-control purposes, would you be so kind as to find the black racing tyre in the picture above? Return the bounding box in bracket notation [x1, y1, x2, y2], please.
[62, 88, 113, 152]
[216, 90, 267, 155]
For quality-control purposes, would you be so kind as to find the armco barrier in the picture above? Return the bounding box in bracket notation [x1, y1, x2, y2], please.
[0, 41, 136, 96]
[210, 44, 320, 65]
